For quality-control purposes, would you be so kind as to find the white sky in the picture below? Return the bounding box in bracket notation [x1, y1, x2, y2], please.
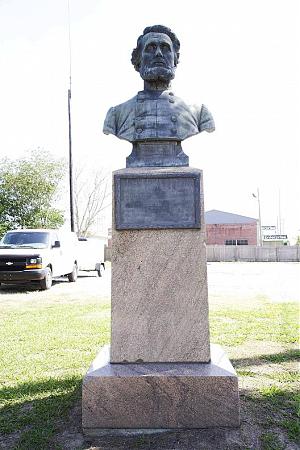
[0, 0, 299, 241]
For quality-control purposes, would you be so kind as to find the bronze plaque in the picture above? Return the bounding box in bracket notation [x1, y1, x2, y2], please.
[114, 171, 200, 229]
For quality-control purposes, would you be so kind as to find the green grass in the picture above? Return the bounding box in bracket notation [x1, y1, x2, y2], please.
[209, 301, 298, 346]
[261, 432, 284, 450]
[236, 369, 256, 377]
[0, 297, 110, 449]
[0, 289, 299, 449]
[263, 349, 300, 363]
[211, 300, 299, 447]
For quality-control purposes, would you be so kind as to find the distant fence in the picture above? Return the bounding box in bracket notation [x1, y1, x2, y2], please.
[105, 244, 300, 263]
[207, 245, 300, 262]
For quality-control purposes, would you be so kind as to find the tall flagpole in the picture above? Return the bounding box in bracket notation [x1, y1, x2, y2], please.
[67, 0, 75, 232]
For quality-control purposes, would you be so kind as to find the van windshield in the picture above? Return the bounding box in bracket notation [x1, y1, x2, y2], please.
[0, 232, 50, 249]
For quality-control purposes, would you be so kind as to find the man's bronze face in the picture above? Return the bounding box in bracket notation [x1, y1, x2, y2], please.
[139, 32, 176, 82]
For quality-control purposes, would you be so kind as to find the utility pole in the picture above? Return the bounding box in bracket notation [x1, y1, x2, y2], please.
[67, 0, 75, 232]
[278, 189, 282, 234]
[68, 86, 75, 232]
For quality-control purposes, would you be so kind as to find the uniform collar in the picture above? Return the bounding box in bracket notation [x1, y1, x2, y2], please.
[137, 89, 175, 100]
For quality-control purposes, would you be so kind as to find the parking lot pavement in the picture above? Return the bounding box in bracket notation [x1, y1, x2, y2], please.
[0, 263, 299, 304]
[207, 261, 300, 303]
[0, 268, 111, 301]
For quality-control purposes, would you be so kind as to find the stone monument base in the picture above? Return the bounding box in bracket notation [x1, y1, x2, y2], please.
[82, 345, 240, 435]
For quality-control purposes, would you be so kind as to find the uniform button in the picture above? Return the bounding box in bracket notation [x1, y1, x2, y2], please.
[169, 92, 174, 96]
[171, 128, 177, 134]
[136, 128, 143, 134]
[169, 98, 175, 103]
[171, 115, 177, 122]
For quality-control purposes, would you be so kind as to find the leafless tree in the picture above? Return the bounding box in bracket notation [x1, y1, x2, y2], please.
[74, 165, 111, 237]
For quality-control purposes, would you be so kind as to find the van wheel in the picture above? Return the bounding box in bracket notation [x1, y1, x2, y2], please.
[97, 264, 104, 277]
[68, 264, 78, 282]
[40, 268, 52, 290]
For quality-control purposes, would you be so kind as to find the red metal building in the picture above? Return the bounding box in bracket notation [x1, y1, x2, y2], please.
[205, 210, 258, 245]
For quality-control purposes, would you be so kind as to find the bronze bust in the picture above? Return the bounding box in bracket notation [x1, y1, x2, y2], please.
[103, 25, 215, 167]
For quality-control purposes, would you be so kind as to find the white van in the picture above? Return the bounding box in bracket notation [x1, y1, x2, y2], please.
[77, 236, 106, 277]
[0, 229, 78, 290]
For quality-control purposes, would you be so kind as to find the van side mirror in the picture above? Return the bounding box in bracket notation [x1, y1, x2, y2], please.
[52, 240, 61, 248]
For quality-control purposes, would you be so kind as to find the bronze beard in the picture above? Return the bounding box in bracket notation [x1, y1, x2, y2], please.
[139, 65, 176, 82]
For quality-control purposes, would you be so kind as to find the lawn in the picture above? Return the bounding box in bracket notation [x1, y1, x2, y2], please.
[0, 277, 299, 450]
[0, 289, 110, 450]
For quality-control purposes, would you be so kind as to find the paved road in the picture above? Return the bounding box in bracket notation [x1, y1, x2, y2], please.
[0, 262, 299, 303]
[0, 268, 111, 303]
[208, 261, 300, 302]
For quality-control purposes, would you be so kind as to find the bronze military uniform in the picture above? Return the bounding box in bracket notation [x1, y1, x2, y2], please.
[103, 89, 215, 142]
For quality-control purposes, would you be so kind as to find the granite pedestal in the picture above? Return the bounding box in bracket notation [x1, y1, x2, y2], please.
[82, 344, 239, 433]
[82, 164, 240, 432]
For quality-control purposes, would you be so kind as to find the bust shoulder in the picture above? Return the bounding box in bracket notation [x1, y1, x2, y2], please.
[103, 95, 137, 139]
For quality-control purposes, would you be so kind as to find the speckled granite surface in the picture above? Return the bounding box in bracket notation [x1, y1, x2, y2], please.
[82, 345, 240, 431]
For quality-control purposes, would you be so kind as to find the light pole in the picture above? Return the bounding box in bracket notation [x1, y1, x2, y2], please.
[252, 189, 262, 246]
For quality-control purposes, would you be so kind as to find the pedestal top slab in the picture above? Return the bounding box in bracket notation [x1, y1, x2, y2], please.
[86, 345, 236, 378]
[113, 166, 201, 176]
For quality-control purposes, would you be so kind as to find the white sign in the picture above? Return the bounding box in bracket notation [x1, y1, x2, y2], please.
[262, 225, 276, 231]
[262, 226, 277, 237]
[264, 235, 288, 240]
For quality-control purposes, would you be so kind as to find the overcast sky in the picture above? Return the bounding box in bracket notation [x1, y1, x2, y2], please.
[0, 0, 299, 241]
